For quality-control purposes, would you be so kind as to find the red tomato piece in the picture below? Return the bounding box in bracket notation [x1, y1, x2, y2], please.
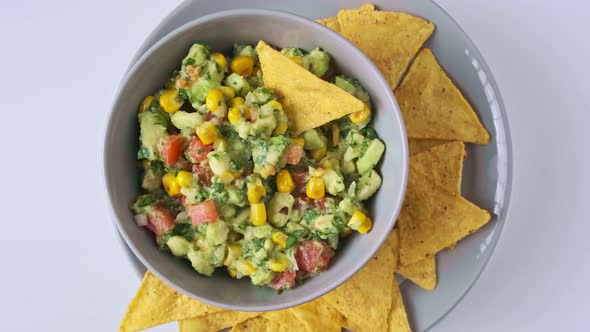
[192, 163, 213, 186]
[187, 200, 218, 225]
[295, 240, 335, 273]
[186, 136, 212, 163]
[158, 135, 185, 166]
[145, 205, 175, 236]
[286, 144, 304, 165]
[270, 271, 296, 291]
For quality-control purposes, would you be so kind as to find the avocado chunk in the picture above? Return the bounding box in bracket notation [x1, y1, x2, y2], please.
[306, 48, 331, 77]
[280, 47, 304, 57]
[233, 44, 257, 59]
[167, 236, 190, 256]
[357, 169, 382, 200]
[245, 87, 277, 106]
[268, 192, 295, 227]
[182, 42, 210, 69]
[302, 129, 326, 150]
[205, 220, 229, 246]
[321, 169, 345, 195]
[207, 151, 232, 175]
[189, 78, 221, 107]
[224, 73, 251, 97]
[356, 139, 385, 174]
[138, 108, 168, 160]
[334, 75, 371, 104]
[170, 111, 203, 131]
[187, 249, 215, 276]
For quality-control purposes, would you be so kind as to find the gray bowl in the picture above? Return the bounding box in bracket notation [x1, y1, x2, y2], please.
[104, 9, 408, 311]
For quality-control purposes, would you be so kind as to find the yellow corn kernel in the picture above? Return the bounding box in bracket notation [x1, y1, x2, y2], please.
[139, 96, 155, 113]
[273, 121, 288, 135]
[162, 173, 181, 197]
[219, 86, 236, 99]
[250, 203, 267, 226]
[236, 261, 257, 276]
[269, 260, 289, 272]
[271, 231, 288, 248]
[268, 100, 283, 111]
[276, 169, 295, 193]
[288, 56, 304, 66]
[247, 183, 266, 203]
[176, 171, 193, 188]
[205, 89, 224, 112]
[219, 171, 235, 184]
[291, 137, 305, 148]
[211, 52, 227, 70]
[348, 210, 368, 230]
[213, 138, 228, 151]
[230, 56, 254, 76]
[227, 267, 237, 278]
[331, 123, 340, 146]
[310, 145, 327, 162]
[224, 244, 242, 265]
[230, 96, 245, 108]
[228, 107, 241, 125]
[349, 103, 371, 124]
[321, 159, 338, 169]
[357, 217, 373, 234]
[159, 90, 184, 113]
[306, 176, 325, 200]
[196, 122, 218, 145]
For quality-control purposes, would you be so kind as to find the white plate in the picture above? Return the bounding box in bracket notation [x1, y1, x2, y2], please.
[113, 0, 512, 330]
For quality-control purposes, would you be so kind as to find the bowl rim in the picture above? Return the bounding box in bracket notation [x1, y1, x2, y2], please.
[103, 8, 408, 311]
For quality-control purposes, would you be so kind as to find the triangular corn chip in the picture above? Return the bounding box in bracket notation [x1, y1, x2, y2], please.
[395, 48, 490, 144]
[323, 231, 396, 332]
[316, 17, 341, 32]
[408, 138, 451, 155]
[262, 309, 307, 332]
[119, 272, 223, 332]
[230, 317, 280, 332]
[256, 40, 364, 134]
[397, 256, 437, 291]
[388, 278, 412, 332]
[179, 311, 261, 332]
[289, 298, 345, 332]
[398, 164, 491, 264]
[411, 141, 465, 194]
[337, 8, 434, 89]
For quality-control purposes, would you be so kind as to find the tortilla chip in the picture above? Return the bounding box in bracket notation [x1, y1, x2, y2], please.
[290, 298, 345, 332]
[388, 279, 412, 331]
[257, 40, 364, 134]
[323, 231, 396, 332]
[408, 139, 451, 155]
[398, 256, 437, 291]
[398, 164, 491, 264]
[316, 17, 341, 33]
[390, 227, 401, 271]
[230, 317, 280, 332]
[337, 8, 434, 89]
[179, 311, 261, 332]
[263, 309, 307, 332]
[119, 272, 223, 332]
[411, 141, 465, 194]
[395, 48, 490, 144]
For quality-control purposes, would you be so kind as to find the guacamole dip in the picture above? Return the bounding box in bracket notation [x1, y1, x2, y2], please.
[131, 42, 385, 291]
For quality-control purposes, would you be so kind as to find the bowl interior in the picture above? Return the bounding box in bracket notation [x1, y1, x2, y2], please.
[105, 9, 407, 311]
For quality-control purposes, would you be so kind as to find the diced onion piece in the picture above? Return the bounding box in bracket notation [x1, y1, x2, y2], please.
[134, 214, 148, 227]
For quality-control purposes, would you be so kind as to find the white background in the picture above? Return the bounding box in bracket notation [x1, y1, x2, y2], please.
[0, 0, 588, 331]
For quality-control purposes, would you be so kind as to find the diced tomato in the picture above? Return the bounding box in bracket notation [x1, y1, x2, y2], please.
[193, 163, 213, 186]
[186, 136, 212, 163]
[295, 240, 335, 273]
[145, 205, 175, 236]
[158, 135, 185, 166]
[270, 271, 296, 291]
[187, 200, 218, 225]
[286, 144, 304, 165]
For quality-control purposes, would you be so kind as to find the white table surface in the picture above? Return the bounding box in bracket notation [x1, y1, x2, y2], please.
[1, 0, 588, 331]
